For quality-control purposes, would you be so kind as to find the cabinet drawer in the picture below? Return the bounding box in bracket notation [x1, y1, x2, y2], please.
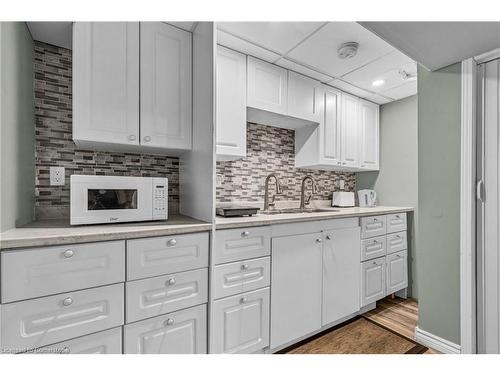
[361, 236, 386, 261]
[33, 327, 122, 354]
[1, 283, 124, 351]
[386, 250, 408, 294]
[212, 257, 270, 300]
[387, 231, 408, 255]
[214, 227, 271, 264]
[126, 268, 208, 323]
[361, 257, 386, 307]
[387, 213, 407, 234]
[1, 241, 125, 303]
[360, 216, 387, 239]
[127, 232, 209, 280]
[210, 287, 270, 354]
[124, 304, 207, 354]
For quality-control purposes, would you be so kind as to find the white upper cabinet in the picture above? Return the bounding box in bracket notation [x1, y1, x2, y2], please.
[359, 99, 380, 170]
[73, 22, 140, 149]
[247, 56, 288, 115]
[140, 22, 192, 151]
[320, 86, 342, 165]
[287, 71, 321, 123]
[340, 93, 360, 168]
[216, 46, 247, 160]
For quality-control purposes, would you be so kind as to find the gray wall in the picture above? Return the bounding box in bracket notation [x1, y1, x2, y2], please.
[357, 95, 419, 298]
[417, 63, 461, 345]
[0, 22, 35, 231]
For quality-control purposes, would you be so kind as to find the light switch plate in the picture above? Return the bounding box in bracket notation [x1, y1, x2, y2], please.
[50, 167, 65, 186]
[339, 179, 345, 190]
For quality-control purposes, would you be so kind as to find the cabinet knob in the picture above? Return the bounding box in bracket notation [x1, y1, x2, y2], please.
[372, 261, 378, 265]
[63, 249, 74, 258]
[241, 264, 249, 271]
[164, 318, 175, 326]
[396, 254, 402, 258]
[144, 136, 151, 142]
[62, 297, 73, 306]
[128, 134, 136, 141]
[241, 231, 250, 237]
[60, 347, 70, 354]
[316, 238, 322, 243]
[166, 278, 176, 286]
[240, 297, 247, 304]
[326, 235, 332, 240]
[373, 218, 378, 221]
[167, 239, 177, 247]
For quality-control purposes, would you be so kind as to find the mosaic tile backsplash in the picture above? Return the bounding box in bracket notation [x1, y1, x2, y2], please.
[34, 41, 179, 219]
[216, 123, 355, 205]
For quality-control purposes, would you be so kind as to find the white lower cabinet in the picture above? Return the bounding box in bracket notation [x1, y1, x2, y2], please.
[361, 257, 386, 307]
[124, 304, 207, 354]
[210, 287, 270, 354]
[386, 251, 408, 295]
[270, 232, 323, 349]
[322, 227, 361, 326]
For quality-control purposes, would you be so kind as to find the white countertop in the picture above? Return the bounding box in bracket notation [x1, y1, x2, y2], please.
[215, 206, 414, 229]
[0, 215, 212, 250]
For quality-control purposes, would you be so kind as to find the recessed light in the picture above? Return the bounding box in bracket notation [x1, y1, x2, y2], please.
[372, 79, 385, 87]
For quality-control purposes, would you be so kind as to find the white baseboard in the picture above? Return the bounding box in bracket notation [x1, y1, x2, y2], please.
[414, 326, 461, 354]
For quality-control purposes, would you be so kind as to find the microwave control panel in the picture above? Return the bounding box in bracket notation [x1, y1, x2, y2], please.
[152, 178, 168, 220]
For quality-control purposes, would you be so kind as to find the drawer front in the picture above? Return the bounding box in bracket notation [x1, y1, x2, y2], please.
[210, 287, 270, 354]
[212, 257, 270, 300]
[127, 232, 209, 280]
[386, 250, 408, 294]
[1, 241, 125, 303]
[361, 257, 386, 307]
[361, 236, 387, 261]
[1, 283, 124, 351]
[126, 268, 208, 323]
[214, 227, 271, 264]
[124, 304, 207, 354]
[360, 216, 387, 239]
[386, 231, 408, 255]
[33, 327, 122, 354]
[387, 213, 407, 234]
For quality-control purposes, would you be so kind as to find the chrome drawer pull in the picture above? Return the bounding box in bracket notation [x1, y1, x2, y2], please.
[144, 136, 151, 142]
[316, 238, 322, 243]
[128, 134, 136, 141]
[164, 318, 175, 326]
[396, 235, 402, 239]
[60, 347, 70, 354]
[373, 218, 378, 221]
[167, 239, 177, 247]
[241, 264, 249, 271]
[372, 261, 378, 265]
[166, 278, 176, 286]
[326, 235, 332, 240]
[62, 297, 73, 306]
[63, 249, 74, 258]
[241, 231, 250, 237]
[240, 297, 247, 304]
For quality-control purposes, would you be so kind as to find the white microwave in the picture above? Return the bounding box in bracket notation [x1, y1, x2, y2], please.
[70, 175, 168, 225]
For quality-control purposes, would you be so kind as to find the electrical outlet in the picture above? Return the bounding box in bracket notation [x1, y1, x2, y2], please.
[216, 174, 224, 187]
[50, 167, 65, 186]
[339, 179, 345, 190]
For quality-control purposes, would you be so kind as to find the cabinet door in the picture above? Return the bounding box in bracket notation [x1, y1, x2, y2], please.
[140, 22, 192, 151]
[359, 99, 380, 170]
[287, 71, 321, 122]
[247, 56, 287, 115]
[322, 227, 361, 326]
[361, 257, 386, 307]
[271, 233, 322, 349]
[73, 22, 139, 146]
[386, 251, 408, 294]
[320, 86, 342, 165]
[216, 46, 247, 160]
[210, 287, 270, 354]
[124, 304, 207, 354]
[340, 93, 360, 168]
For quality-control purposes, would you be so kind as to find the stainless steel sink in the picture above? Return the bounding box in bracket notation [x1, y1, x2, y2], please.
[260, 208, 339, 215]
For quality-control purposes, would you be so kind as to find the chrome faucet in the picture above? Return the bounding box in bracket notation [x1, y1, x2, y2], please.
[300, 175, 319, 209]
[264, 174, 283, 211]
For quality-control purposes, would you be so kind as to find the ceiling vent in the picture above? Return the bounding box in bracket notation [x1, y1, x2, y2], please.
[337, 42, 359, 59]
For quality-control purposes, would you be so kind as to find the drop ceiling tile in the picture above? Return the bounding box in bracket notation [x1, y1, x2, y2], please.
[327, 79, 374, 99]
[380, 80, 417, 100]
[363, 93, 392, 105]
[165, 22, 197, 32]
[217, 30, 281, 63]
[275, 58, 333, 83]
[287, 22, 395, 78]
[342, 50, 416, 92]
[217, 22, 324, 54]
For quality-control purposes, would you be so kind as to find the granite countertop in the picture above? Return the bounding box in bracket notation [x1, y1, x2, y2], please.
[0, 215, 213, 250]
[215, 206, 414, 229]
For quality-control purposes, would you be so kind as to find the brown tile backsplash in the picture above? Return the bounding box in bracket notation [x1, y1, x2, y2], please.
[216, 123, 355, 205]
[34, 41, 179, 219]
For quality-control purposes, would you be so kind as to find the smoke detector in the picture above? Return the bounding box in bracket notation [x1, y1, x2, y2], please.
[399, 69, 416, 81]
[337, 42, 359, 59]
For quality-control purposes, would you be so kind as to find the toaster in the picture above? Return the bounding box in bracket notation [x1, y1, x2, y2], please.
[332, 191, 355, 207]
